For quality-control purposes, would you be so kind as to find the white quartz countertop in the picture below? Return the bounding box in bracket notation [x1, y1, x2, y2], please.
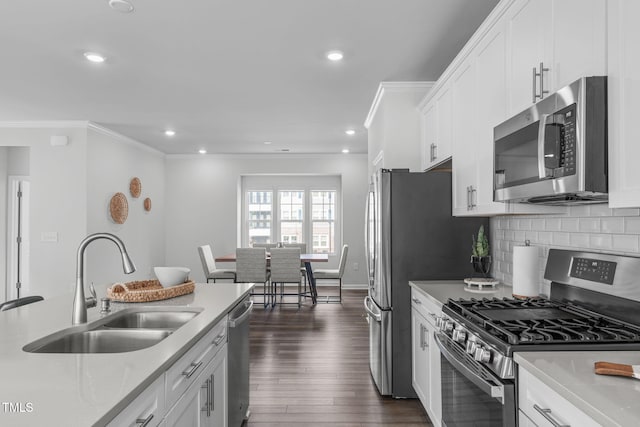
[515, 351, 640, 427]
[409, 280, 515, 308]
[0, 282, 254, 427]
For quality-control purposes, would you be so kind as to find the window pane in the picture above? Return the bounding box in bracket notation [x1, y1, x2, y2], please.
[279, 190, 304, 245]
[247, 191, 272, 245]
[311, 190, 336, 253]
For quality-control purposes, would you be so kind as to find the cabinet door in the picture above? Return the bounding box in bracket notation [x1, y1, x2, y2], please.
[473, 19, 509, 215]
[607, 0, 640, 208]
[551, 0, 606, 90]
[434, 86, 453, 165]
[452, 60, 479, 216]
[203, 344, 228, 427]
[506, 0, 552, 115]
[421, 102, 437, 171]
[411, 309, 429, 408]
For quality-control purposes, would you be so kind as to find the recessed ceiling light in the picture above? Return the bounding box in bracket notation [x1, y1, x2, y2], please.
[198, 149, 207, 154]
[108, 0, 134, 13]
[345, 129, 356, 136]
[342, 149, 350, 154]
[326, 50, 344, 61]
[84, 52, 106, 63]
[164, 130, 176, 137]
[264, 141, 272, 145]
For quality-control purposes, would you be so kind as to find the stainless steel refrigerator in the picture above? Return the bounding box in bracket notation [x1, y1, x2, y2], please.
[364, 169, 488, 398]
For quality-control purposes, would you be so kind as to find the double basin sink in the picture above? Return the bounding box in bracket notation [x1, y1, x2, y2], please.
[23, 307, 203, 354]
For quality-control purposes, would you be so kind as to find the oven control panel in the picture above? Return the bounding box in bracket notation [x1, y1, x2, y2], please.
[570, 257, 617, 285]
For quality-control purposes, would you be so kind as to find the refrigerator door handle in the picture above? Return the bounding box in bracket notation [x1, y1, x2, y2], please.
[364, 296, 382, 322]
[364, 192, 371, 287]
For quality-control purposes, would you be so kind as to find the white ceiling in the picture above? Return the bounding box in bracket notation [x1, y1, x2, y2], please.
[0, 0, 498, 155]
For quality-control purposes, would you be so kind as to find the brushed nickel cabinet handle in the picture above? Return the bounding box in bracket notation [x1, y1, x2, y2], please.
[135, 414, 154, 427]
[533, 404, 570, 427]
[182, 361, 203, 378]
[532, 66, 538, 103]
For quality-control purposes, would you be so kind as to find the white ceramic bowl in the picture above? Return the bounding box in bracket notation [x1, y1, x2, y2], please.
[154, 267, 190, 287]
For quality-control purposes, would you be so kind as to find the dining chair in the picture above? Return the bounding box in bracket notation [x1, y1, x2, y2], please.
[235, 248, 271, 308]
[313, 244, 349, 303]
[270, 247, 303, 308]
[0, 296, 44, 312]
[284, 243, 309, 295]
[252, 243, 278, 251]
[198, 244, 236, 283]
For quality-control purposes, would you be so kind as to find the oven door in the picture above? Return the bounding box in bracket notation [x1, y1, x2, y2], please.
[435, 333, 515, 427]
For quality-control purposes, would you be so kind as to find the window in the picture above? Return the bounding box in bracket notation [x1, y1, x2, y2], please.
[242, 176, 340, 254]
[311, 191, 335, 254]
[246, 191, 272, 245]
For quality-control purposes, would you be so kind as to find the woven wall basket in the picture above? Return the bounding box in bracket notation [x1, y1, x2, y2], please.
[144, 197, 152, 212]
[109, 192, 128, 224]
[130, 177, 142, 198]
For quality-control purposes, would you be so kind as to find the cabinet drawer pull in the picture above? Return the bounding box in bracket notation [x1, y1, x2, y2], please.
[532, 66, 537, 103]
[411, 297, 421, 304]
[533, 404, 570, 427]
[182, 361, 203, 378]
[213, 333, 225, 346]
[135, 414, 154, 427]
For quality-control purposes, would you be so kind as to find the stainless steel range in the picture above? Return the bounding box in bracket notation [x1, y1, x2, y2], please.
[435, 249, 640, 427]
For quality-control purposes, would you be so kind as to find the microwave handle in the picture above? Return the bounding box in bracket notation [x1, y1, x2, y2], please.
[538, 114, 552, 179]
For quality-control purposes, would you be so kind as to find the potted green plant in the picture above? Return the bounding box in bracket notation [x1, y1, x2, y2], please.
[471, 225, 491, 277]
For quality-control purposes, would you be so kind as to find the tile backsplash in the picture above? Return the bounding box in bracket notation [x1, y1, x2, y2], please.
[490, 205, 640, 296]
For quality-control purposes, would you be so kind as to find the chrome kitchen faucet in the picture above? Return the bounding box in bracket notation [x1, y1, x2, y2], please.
[73, 233, 136, 324]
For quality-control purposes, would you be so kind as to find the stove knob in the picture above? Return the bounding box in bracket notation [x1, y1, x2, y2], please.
[443, 321, 455, 333]
[466, 341, 477, 354]
[474, 346, 492, 363]
[453, 329, 467, 343]
[435, 317, 443, 329]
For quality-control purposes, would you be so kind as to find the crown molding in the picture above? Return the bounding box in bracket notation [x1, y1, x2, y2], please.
[364, 81, 435, 129]
[0, 120, 90, 129]
[87, 122, 165, 157]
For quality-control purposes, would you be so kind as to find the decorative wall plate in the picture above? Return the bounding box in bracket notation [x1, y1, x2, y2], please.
[129, 177, 142, 198]
[110, 192, 129, 224]
[144, 197, 152, 212]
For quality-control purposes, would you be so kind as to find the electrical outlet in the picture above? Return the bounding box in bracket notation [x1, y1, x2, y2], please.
[353, 262, 359, 271]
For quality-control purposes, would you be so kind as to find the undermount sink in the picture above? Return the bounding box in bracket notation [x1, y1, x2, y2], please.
[23, 306, 203, 354]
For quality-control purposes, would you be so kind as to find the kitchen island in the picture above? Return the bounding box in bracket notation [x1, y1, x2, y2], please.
[0, 282, 253, 426]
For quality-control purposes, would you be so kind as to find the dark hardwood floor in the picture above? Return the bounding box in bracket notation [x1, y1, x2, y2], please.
[246, 288, 433, 427]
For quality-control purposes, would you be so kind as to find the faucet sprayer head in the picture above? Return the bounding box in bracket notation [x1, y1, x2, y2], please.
[121, 251, 136, 274]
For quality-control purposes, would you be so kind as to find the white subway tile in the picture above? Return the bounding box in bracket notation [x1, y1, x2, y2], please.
[495, 229, 505, 240]
[625, 217, 640, 234]
[561, 218, 579, 232]
[614, 208, 640, 217]
[525, 231, 538, 243]
[519, 219, 532, 230]
[570, 233, 590, 248]
[514, 230, 526, 242]
[579, 218, 600, 233]
[590, 234, 613, 250]
[545, 218, 562, 231]
[504, 230, 515, 241]
[509, 218, 519, 230]
[538, 231, 552, 245]
[552, 232, 571, 246]
[569, 205, 590, 217]
[589, 205, 613, 217]
[612, 234, 640, 253]
[601, 217, 624, 233]
[531, 218, 545, 231]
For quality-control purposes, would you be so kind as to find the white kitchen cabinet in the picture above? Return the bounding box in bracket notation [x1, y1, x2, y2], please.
[411, 289, 441, 427]
[419, 85, 452, 171]
[607, 0, 640, 208]
[165, 344, 228, 427]
[107, 375, 165, 427]
[506, 0, 606, 115]
[518, 365, 600, 427]
[365, 82, 434, 175]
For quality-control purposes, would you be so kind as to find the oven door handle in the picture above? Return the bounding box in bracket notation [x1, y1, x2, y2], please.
[435, 333, 505, 404]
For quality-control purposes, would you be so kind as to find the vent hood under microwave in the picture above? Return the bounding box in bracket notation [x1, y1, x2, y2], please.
[493, 76, 607, 205]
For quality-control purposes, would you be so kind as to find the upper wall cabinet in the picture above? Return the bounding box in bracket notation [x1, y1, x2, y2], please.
[608, 0, 640, 208]
[418, 84, 452, 171]
[365, 82, 434, 176]
[506, 0, 606, 116]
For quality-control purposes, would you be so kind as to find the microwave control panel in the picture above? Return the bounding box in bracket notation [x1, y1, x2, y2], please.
[546, 103, 576, 177]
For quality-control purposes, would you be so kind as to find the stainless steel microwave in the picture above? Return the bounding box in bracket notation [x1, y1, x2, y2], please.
[493, 76, 607, 205]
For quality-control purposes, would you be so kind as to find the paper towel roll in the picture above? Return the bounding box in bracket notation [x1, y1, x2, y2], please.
[512, 245, 539, 298]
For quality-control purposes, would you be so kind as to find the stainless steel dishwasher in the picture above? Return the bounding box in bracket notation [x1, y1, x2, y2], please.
[228, 295, 252, 426]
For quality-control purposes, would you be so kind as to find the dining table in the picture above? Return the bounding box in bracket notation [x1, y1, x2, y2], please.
[215, 252, 328, 304]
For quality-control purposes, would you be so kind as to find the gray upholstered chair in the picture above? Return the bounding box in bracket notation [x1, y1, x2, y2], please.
[236, 248, 271, 308]
[198, 245, 236, 283]
[313, 244, 349, 303]
[284, 243, 309, 294]
[252, 243, 278, 251]
[270, 247, 303, 308]
[0, 296, 44, 312]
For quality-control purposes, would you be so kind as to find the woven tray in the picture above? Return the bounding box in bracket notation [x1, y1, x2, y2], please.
[107, 279, 195, 303]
